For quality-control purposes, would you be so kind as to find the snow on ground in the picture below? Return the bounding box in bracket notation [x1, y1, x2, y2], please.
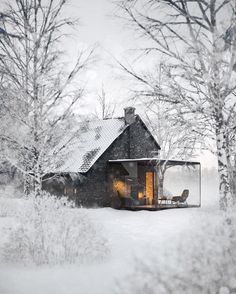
[0, 203, 219, 294]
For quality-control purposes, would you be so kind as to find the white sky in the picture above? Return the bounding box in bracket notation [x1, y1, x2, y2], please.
[63, 0, 145, 113]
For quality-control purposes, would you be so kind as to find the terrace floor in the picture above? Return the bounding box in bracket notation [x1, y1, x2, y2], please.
[118, 204, 200, 211]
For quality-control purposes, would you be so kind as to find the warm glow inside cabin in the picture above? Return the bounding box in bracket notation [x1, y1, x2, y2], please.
[114, 180, 126, 196]
[109, 159, 158, 207]
[109, 158, 201, 210]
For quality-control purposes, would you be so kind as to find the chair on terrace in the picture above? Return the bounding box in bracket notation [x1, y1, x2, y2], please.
[171, 189, 189, 206]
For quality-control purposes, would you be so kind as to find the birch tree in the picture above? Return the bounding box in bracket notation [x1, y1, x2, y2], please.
[0, 0, 94, 197]
[117, 0, 236, 210]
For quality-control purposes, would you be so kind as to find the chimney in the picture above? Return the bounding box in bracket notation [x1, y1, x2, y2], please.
[124, 107, 136, 124]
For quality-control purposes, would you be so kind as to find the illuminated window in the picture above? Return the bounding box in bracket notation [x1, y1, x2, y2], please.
[64, 187, 76, 195]
[114, 180, 125, 196]
[146, 171, 154, 204]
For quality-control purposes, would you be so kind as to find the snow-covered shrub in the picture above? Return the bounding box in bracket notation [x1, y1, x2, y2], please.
[0, 198, 13, 217]
[0, 184, 25, 217]
[116, 210, 236, 294]
[0, 184, 23, 199]
[0, 197, 28, 217]
[1, 192, 109, 265]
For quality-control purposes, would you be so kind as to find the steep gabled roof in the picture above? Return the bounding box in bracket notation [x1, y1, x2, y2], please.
[54, 115, 161, 174]
[55, 118, 128, 173]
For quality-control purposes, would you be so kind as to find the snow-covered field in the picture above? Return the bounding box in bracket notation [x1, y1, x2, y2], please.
[0, 193, 234, 294]
[0, 207, 193, 294]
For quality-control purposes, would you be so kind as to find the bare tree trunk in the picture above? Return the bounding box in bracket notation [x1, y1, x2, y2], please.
[32, 147, 43, 198]
[32, 167, 45, 264]
[215, 127, 233, 210]
[157, 167, 165, 198]
[158, 175, 164, 198]
[23, 174, 31, 196]
[226, 132, 236, 205]
[211, 26, 234, 210]
[233, 158, 236, 201]
[228, 154, 236, 205]
[33, 194, 45, 264]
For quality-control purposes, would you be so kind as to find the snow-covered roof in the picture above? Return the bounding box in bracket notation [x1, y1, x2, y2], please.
[56, 118, 127, 173]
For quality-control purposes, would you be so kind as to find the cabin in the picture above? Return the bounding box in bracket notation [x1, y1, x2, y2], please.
[43, 107, 201, 209]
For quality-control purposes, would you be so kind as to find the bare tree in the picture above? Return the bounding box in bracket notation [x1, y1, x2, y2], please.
[117, 0, 236, 210]
[0, 0, 95, 197]
[94, 84, 116, 119]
